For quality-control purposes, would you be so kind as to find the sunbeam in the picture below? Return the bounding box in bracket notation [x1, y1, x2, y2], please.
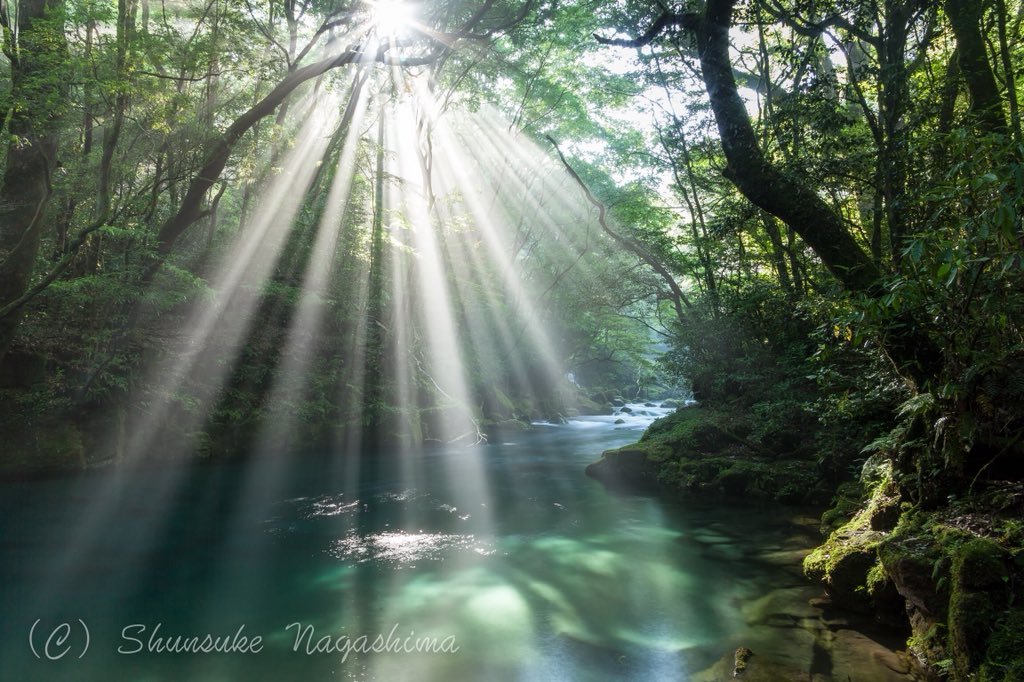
[1, 9, 783, 680]
[369, 0, 417, 37]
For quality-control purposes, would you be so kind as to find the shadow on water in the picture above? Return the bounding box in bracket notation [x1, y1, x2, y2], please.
[811, 639, 834, 678]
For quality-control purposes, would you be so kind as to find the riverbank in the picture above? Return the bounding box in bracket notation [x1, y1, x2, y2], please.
[587, 404, 1024, 680]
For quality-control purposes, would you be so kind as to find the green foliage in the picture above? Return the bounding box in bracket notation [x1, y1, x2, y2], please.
[981, 609, 1024, 681]
[662, 280, 816, 405]
[836, 134, 1024, 500]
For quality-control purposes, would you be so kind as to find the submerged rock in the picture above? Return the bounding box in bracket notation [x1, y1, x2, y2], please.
[694, 647, 817, 681]
[733, 646, 753, 676]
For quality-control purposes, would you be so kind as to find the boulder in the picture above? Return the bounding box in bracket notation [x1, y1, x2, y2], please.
[585, 447, 660, 490]
[804, 526, 886, 613]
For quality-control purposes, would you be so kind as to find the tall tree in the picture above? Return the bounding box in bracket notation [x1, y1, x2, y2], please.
[594, 0, 964, 383]
[596, 2, 881, 293]
[0, 0, 69, 358]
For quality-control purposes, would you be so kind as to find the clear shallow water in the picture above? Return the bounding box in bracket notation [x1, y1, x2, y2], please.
[0, 406, 912, 681]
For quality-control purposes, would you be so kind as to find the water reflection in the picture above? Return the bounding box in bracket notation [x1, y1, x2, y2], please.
[328, 531, 484, 564]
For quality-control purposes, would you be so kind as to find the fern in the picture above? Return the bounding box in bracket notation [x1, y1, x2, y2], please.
[898, 393, 936, 419]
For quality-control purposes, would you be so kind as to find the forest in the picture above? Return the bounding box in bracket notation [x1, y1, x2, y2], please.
[1, 0, 1023, 680]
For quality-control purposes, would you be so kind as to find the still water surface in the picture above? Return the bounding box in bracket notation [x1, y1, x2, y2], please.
[0, 407, 912, 680]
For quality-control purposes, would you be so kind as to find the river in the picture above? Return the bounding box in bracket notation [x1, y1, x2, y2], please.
[0, 406, 914, 680]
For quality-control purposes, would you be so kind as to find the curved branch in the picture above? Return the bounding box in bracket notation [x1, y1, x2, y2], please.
[593, 12, 700, 48]
[294, 12, 357, 66]
[0, 213, 109, 319]
[152, 44, 431, 258]
[760, 0, 879, 46]
[696, 0, 880, 292]
[547, 136, 691, 325]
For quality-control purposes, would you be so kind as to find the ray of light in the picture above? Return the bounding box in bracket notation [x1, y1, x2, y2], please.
[423, 114, 568, 399]
[252, 69, 374, 460]
[22, 47, 668, 681]
[29, 89, 346, 616]
[122, 95, 340, 463]
[395, 105, 480, 444]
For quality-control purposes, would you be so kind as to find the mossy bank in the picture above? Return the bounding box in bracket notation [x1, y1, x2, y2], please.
[806, 459, 1024, 681]
[586, 405, 831, 504]
[588, 406, 1024, 680]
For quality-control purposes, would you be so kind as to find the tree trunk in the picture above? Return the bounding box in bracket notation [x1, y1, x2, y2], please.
[879, 0, 910, 253]
[785, 227, 804, 297]
[938, 48, 961, 137]
[945, 0, 1007, 134]
[0, 0, 69, 361]
[694, 0, 881, 293]
[761, 213, 793, 295]
[994, 0, 1021, 142]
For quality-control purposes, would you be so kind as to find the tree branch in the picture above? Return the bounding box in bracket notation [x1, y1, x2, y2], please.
[759, 0, 879, 47]
[593, 12, 700, 48]
[0, 213, 109, 319]
[547, 135, 691, 325]
[294, 11, 357, 66]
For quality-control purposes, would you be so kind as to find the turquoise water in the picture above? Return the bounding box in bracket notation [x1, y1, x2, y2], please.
[0, 408, 911, 680]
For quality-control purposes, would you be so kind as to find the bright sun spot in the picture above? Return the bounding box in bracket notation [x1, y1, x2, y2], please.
[370, 0, 414, 36]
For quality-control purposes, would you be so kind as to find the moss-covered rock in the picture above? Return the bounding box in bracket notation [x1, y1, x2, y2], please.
[584, 446, 661, 490]
[803, 525, 886, 612]
[948, 538, 1011, 679]
[812, 478, 1024, 680]
[805, 456, 909, 618]
[820, 480, 864, 534]
[878, 528, 948, 663]
[587, 406, 829, 504]
[639, 406, 739, 455]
